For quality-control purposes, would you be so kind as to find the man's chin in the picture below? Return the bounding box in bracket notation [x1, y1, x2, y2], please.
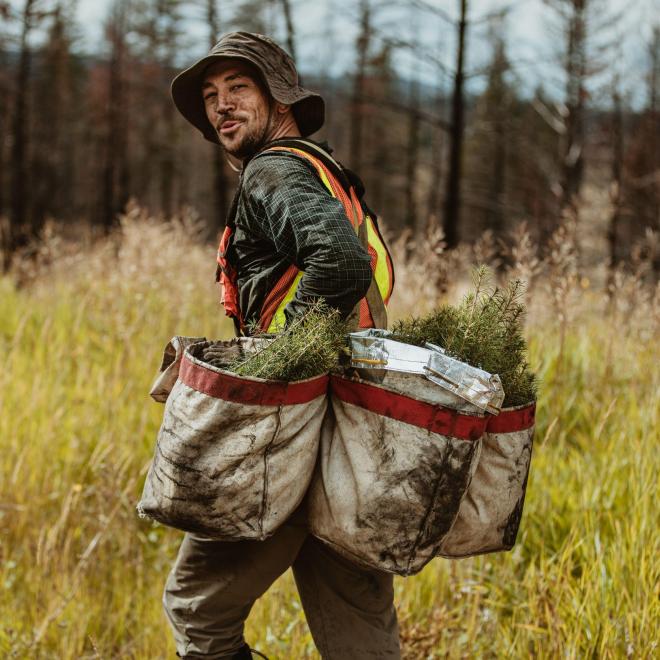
[218, 134, 261, 160]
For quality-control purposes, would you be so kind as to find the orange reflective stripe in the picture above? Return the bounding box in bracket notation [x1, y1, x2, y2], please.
[266, 271, 304, 333]
[349, 187, 364, 225]
[358, 298, 373, 328]
[259, 264, 301, 332]
[216, 226, 243, 324]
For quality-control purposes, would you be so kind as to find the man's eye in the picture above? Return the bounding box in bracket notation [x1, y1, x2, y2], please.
[204, 92, 217, 101]
[230, 84, 246, 92]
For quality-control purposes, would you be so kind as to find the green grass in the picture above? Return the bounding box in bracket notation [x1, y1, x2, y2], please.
[0, 220, 658, 658]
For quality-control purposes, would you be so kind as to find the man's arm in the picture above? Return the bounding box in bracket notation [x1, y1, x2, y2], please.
[242, 152, 373, 320]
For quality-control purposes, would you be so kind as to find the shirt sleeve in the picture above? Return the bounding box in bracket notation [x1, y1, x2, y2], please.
[241, 152, 373, 320]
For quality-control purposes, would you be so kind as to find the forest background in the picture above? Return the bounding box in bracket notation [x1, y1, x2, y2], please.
[0, 0, 658, 658]
[0, 0, 658, 261]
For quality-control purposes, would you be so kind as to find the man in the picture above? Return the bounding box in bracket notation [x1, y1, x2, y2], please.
[166, 32, 399, 659]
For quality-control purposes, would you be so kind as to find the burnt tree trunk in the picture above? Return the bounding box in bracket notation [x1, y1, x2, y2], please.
[649, 26, 660, 247]
[490, 116, 507, 236]
[9, 0, 36, 254]
[426, 125, 444, 228]
[350, 0, 370, 173]
[161, 103, 176, 218]
[0, 47, 8, 220]
[280, 0, 297, 63]
[488, 40, 509, 238]
[208, 0, 229, 237]
[561, 0, 587, 211]
[404, 77, 420, 234]
[607, 86, 623, 286]
[427, 30, 447, 230]
[443, 0, 468, 249]
[101, 1, 129, 231]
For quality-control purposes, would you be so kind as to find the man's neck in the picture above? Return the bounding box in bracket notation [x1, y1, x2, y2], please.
[267, 115, 301, 142]
[238, 113, 302, 166]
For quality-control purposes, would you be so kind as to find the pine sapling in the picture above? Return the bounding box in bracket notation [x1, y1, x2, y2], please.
[391, 268, 537, 406]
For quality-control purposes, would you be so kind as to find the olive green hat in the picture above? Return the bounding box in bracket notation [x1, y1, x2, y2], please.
[171, 31, 325, 143]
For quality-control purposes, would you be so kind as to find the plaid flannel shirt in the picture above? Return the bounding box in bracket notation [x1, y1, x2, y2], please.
[230, 149, 373, 327]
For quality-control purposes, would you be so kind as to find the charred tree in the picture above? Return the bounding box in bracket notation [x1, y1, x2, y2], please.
[426, 27, 447, 229]
[404, 76, 420, 233]
[622, 24, 660, 271]
[647, 25, 659, 238]
[33, 3, 77, 225]
[426, 123, 444, 228]
[157, 1, 183, 218]
[208, 0, 230, 237]
[350, 0, 371, 173]
[101, 0, 130, 231]
[486, 36, 509, 237]
[0, 34, 9, 221]
[544, 0, 620, 216]
[9, 0, 38, 253]
[279, 0, 297, 63]
[0, 32, 8, 269]
[443, 0, 468, 249]
[607, 83, 624, 284]
[560, 0, 587, 210]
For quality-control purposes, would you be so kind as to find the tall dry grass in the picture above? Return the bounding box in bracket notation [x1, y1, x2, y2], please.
[1, 206, 658, 658]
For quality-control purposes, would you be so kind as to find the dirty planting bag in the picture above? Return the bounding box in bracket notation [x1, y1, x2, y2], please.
[138, 338, 328, 540]
[307, 372, 489, 576]
[438, 401, 536, 557]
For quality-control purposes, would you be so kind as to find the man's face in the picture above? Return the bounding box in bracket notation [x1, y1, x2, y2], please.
[202, 60, 274, 160]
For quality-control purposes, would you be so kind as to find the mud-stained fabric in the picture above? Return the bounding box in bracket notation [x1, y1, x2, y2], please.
[308, 373, 487, 576]
[163, 509, 400, 659]
[439, 402, 536, 557]
[138, 339, 327, 540]
[149, 335, 207, 403]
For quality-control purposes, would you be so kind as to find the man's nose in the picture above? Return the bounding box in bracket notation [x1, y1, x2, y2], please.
[214, 93, 234, 115]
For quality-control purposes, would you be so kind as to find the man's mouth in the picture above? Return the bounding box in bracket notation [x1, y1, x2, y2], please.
[219, 120, 242, 135]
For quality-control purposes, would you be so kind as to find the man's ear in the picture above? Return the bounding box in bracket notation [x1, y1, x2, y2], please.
[275, 103, 290, 115]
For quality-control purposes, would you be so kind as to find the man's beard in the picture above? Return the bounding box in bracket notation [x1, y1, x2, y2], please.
[220, 105, 276, 160]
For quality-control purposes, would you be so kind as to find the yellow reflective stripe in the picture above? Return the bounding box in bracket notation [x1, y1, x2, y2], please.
[317, 166, 334, 196]
[366, 216, 393, 304]
[267, 271, 305, 333]
[287, 147, 335, 196]
[270, 146, 336, 198]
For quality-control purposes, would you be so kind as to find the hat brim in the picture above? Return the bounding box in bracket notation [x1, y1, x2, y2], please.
[171, 53, 325, 144]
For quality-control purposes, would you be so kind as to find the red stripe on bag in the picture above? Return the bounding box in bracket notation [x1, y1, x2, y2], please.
[180, 356, 328, 406]
[486, 402, 536, 433]
[330, 376, 488, 441]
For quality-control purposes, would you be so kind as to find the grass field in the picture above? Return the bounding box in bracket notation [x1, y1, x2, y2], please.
[1, 212, 658, 658]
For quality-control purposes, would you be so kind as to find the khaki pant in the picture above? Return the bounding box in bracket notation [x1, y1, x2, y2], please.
[163, 509, 401, 659]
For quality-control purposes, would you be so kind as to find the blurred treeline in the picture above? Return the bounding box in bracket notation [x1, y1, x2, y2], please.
[0, 0, 658, 273]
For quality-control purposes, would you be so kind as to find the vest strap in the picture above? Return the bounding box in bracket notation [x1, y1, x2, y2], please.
[351, 192, 387, 330]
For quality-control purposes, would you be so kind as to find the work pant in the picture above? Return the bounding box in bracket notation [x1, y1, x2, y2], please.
[163, 509, 401, 659]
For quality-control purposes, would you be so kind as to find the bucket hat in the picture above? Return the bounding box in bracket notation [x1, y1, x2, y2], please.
[171, 31, 325, 143]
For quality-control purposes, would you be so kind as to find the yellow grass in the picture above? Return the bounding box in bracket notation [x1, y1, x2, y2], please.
[1, 210, 658, 658]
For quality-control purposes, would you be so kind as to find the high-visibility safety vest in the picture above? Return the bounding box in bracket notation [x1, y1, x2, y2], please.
[216, 140, 394, 334]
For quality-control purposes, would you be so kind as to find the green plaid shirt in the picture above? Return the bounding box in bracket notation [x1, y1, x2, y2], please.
[230, 148, 373, 327]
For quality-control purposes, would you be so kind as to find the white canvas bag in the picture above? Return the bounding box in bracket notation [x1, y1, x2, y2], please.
[308, 372, 489, 576]
[138, 338, 328, 540]
[439, 401, 536, 557]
